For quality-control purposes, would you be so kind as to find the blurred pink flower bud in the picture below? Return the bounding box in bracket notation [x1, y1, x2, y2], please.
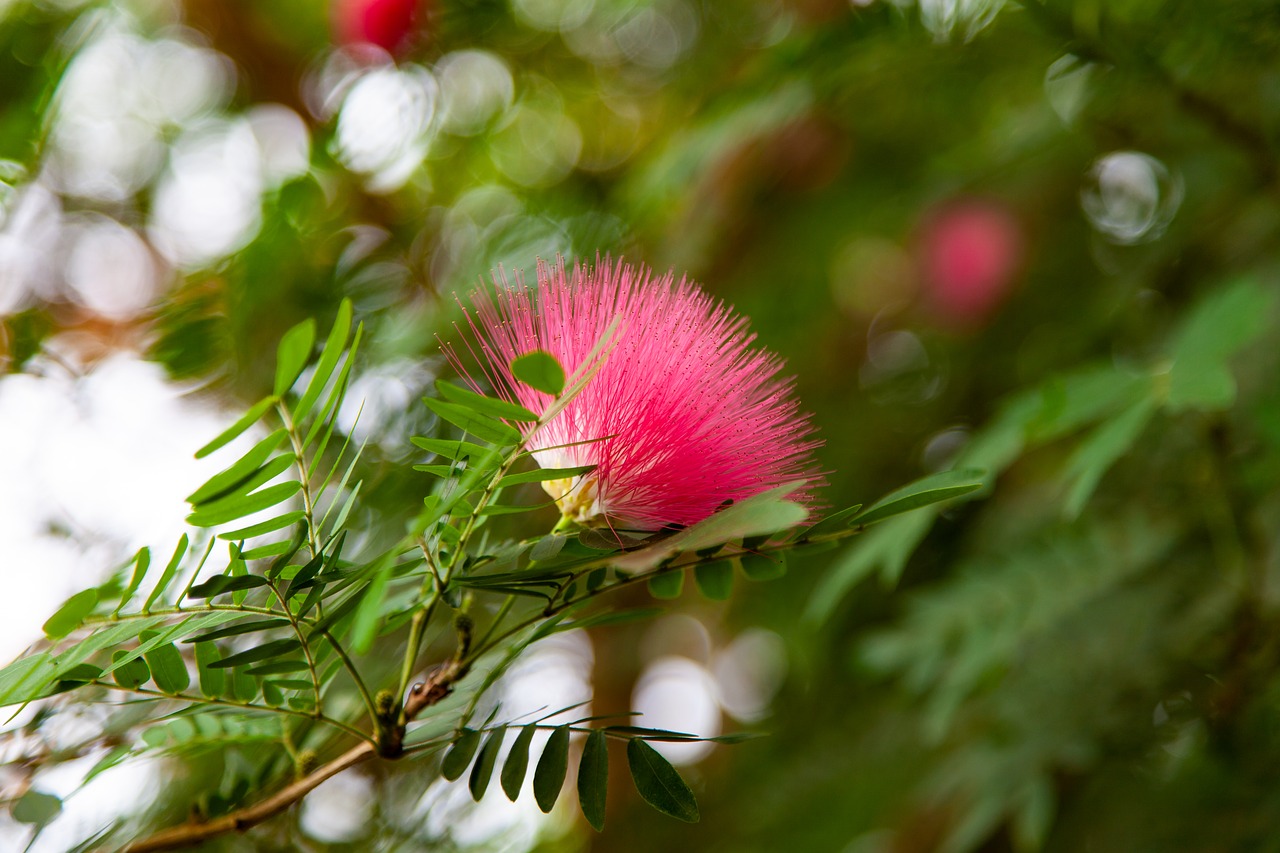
[919, 201, 1023, 327]
[333, 0, 423, 54]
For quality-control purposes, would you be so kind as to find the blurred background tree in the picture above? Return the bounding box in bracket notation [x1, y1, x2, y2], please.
[3, 0, 1280, 850]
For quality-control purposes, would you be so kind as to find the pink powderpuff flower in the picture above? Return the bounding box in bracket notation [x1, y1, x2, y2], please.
[446, 258, 823, 532]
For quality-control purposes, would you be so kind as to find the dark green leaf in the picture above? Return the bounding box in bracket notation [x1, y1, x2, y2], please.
[740, 553, 786, 581]
[498, 465, 596, 488]
[43, 589, 98, 639]
[12, 790, 61, 825]
[275, 317, 316, 396]
[511, 350, 565, 395]
[294, 299, 352, 422]
[626, 738, 699, 822]
[804, 504, 864, 538]
[262, 680, 284, 706]
[469, 727, 505, 800]
[208, 639, 302, 669]
[195, 397, 278, 459]
[851, 468, 986, 526]
[423, 397, 522, 446]
[533, 726, 570, 812]
[437, 379, 539, 422]
[186, 574, 270, 599]
[694, 562, 733, 600]
[442, 729, 482, 781]
[245, 660, 311, 676]
[502, 725, 537, 801]
[1062, 397, 1157, 517]
[648, 570, 684, 600]
[578, 729, 609, 831]
[112, 650, 150, 689]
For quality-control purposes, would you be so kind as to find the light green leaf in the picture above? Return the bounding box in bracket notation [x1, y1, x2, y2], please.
[1167, 278, 1275, 412]
[499, 465, 596, 488]
[411, 436, 498, 462]
[195, 397, 278, 460]
[512, 350, 565, 395]
[43, 589, 98, 639]
[578, 729, 609, 831]
[142, 534, 189, 614]
[194, 642, 224, 697]
[350, 557, 392, 655]
[217, 510, 306, 542]
[740, 553, 786, 581]
[530, 533, 567, 562]
[112, 649, 150, 689]
[115, 547, 150, 616]
[423, 397, 522, 446]
[275, 317, 316, 397]
[626, 738, 699, 823]
[139, 632, 190, 694]
[12, 790, 62, 825]
[804, 510, 934, 625]
[187, 481, 302, 528]
[851, 469, 986, 526]
[501, 725, 537, 801]
[437, 379, 539, 422]
[613, 482, 810, 572]
[187, 430, 289, 506]
[533, 726, 570, 812]
[1062, 397, 1157, 517]
[294, 299, 352, 422]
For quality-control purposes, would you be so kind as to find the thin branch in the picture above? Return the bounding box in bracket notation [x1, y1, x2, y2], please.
[122, 742, 375, 853]
[277, 402, 322, 557]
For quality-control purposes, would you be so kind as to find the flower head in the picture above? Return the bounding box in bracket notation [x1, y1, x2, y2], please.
[449, 258, 822, 531]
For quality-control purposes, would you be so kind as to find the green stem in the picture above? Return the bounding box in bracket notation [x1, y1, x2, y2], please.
[318, 628, 380, 727]
[278, 403, 321, 558]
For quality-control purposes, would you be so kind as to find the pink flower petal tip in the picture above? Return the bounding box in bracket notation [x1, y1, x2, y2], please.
[445, 257, 823, 532]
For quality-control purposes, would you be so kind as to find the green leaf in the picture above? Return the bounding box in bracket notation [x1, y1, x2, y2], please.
[851, 468, 986, 526]
[803, 504, 864, 538]
[217, 510, 306, 542]
[246, 660, 310, 676]
[436, 379, 538, 422]
[194, 642, 224, 697]
[613, 482, 810, 572]
[195, 397, 278, 459]
[469, 727, 505, 800]
[112, 650, 150, 689]
[411, 436, 498, 462]
[187, 430, 289, 505]
[294, 299, 352, 422]
[804, 511, 934, 624]
[511, 350, 565, 395]
[186, 574, 270, 599]
[275, 317, 316, 397]
[43, 589, 98, 639]
[187, 481, 302, 528]
[208, 638, 302, 669]
[140, 634, 190, 694]
[142, 534, 189, 613]
[694, 562, 733, 600]
[626, 738, 699, 822]
[350, 557, 392, 655]
[740, 553, 786, 581]
[498, 465, 596, 488]
[442, 729, 482, 781]
[11, 790, 62, 825]
[578, 729, 609, 831]
[423, 397, 522, 446]
[534, 725, 570, 812]
[530, 533, 568, 562]
[116, 547, 151, 616]
[501, 725, 537, 801]
[1167, 278, 1275, 412]
[648, 570, 684, 600]
[1062, 397, 1157, 518]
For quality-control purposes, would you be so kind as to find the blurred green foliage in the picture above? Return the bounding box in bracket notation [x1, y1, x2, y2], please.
[5, 0, 1280, 850]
